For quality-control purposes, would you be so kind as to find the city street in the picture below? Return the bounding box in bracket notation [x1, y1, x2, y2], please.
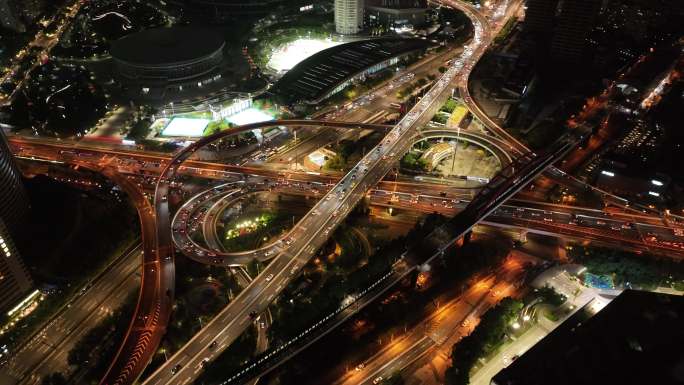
[334, 253, 531, 385]
[0, 244, 141, 385]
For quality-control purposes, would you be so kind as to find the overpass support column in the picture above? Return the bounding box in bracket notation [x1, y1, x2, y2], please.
[254, 128, 264, 145]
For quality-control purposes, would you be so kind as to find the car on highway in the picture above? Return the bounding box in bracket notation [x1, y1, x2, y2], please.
[209, 341, 217, 349]
[373, 376, 384, 384]
[200, 358, 209, 368]
[265, 273, 274, 282]
[355, 363, 365, 371]
[171, 364, 182, 375]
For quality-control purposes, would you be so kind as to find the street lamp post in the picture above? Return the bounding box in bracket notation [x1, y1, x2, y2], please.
[453, 126, 461, 174]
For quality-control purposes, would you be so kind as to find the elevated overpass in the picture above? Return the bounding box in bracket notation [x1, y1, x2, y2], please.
[207, 130, 585, 384]
[5, 1, 679, 384]
[139, 10, 490, 384]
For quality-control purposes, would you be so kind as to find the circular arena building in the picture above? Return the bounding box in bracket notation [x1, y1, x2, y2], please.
[110, 27, 226, 99]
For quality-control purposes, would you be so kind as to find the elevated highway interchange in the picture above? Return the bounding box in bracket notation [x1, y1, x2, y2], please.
[4, 0, 683, 384]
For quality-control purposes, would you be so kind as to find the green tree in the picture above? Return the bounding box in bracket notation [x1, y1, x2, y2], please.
[126, 118, 151, 140]
[445, 298, 523, 385]
[536, 285, 566, 307]
[325, 154, 346, 170]
[400, 152, 428, 171]
[441, 98, 459, 113]
[432, 113, 449, 125]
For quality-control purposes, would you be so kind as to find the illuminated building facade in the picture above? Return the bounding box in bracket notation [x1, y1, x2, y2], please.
[335, 0, 364, 34]
[0, 217, 33, 316]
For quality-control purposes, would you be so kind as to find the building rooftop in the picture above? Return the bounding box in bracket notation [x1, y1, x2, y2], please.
[110, 27, 225, 66]
[491, 290, 684, 385]
[271, 37, 431, 104]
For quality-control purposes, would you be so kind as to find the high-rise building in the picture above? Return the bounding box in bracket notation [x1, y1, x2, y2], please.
[490, 290, 684, 385]
[550, 0, 602, 65]
[0, 130, 29, 236]
[366, 0, 427, 28]
[335, 0, 364, 35]
[0, 217, 33, 315]
[523, 0, 559, 37]
[0, 128, 32, 316]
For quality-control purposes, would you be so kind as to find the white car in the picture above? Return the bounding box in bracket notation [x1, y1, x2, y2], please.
[265, 274, 274, 282]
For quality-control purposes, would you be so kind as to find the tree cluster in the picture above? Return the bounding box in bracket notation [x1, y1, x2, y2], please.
[400, 152, 428, 172]
[536, 285, 566, 307]
[445, 298, 523, 385]
[570, 245, 684, 290]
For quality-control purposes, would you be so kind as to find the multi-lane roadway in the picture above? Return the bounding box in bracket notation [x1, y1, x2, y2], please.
[0, 244, 141, 385]
[334, 253, 530, 385]
[10, 121, 684, 384]
[139, 6, 491, 383]
[168, 174, 684, 266]
[4, 1, 681, 385]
